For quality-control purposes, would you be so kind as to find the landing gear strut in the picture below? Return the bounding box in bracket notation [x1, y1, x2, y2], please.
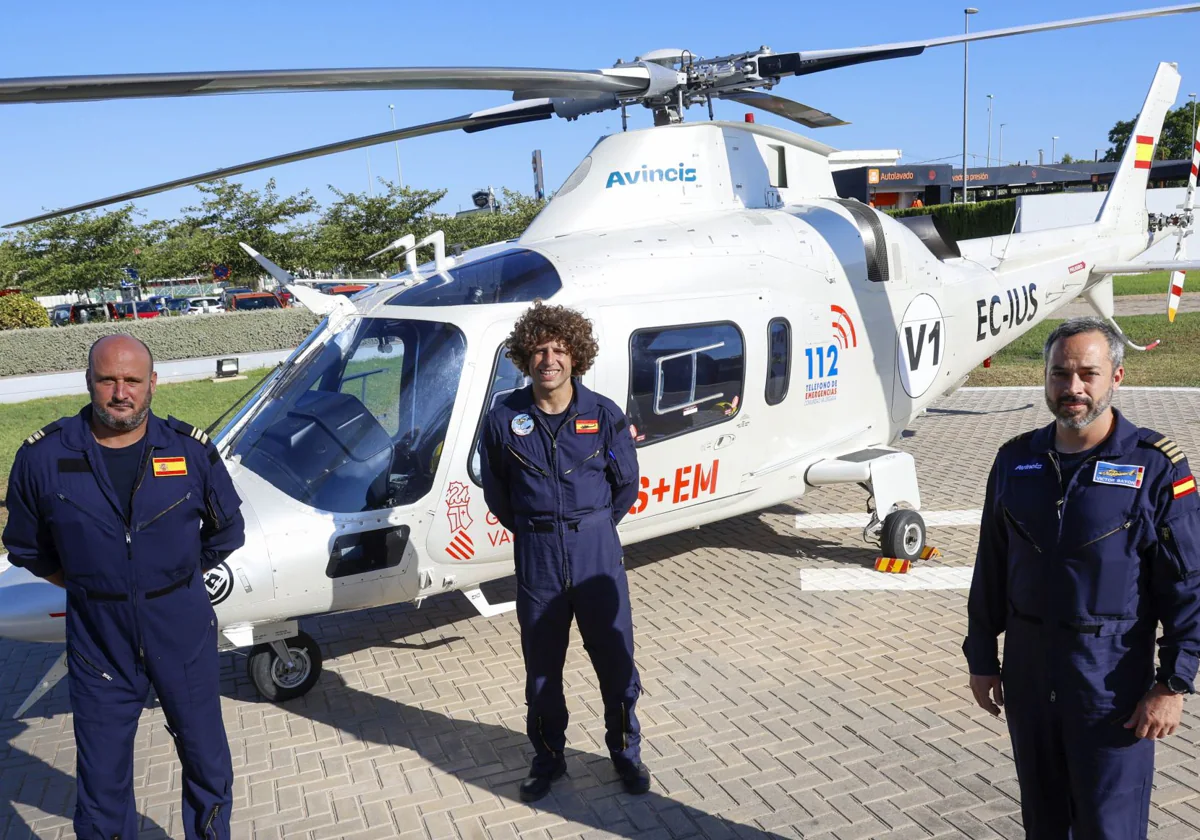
[247, 631, 323, 702]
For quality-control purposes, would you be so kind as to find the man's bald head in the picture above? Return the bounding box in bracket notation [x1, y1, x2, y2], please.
[88, 334, 154, 377]
[86, 334, 157, 433]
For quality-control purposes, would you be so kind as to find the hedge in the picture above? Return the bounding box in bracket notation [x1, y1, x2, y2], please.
[886, 198, 1018, 241]
[0, 309, 320, 377]
[0, 294, 51, 330]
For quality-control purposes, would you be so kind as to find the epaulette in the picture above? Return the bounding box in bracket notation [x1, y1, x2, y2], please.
[22, 420, 61, 447]
[1141, 431, 1187, 465]
[167, 416, 211, 447]
[1001, 430, 1035, 449]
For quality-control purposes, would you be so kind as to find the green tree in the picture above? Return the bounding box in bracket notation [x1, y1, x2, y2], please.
[439, 189, 547, 252]
[310, 180, 446, 275]
[0, 293, 51, 329]
[1060, 152, 1076, 164]
[6, 206, 144, 296]
[1104, 104, 1198, 162]
[177, 179, 318, 283]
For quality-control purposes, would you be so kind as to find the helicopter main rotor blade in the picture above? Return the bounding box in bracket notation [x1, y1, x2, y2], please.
[786, 3, 1200, 72]
[0, 66, 650, 104]
[718, 91, 848, 128]
[4, 100, 558, 228]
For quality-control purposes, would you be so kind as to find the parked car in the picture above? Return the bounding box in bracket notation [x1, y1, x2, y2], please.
[186, 296, 224, 315]
[227, 292, 282, 311]
[221, 287, 253, 306]
[51, 302, 118, 325]
[163, 297, 192, 315]
[112, 300, 161, 320]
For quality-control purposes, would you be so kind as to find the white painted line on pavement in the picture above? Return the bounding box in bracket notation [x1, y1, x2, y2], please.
[800, 566, 975, 591]
[958, 386, 1200, 392]
[794, 509, 983, 530]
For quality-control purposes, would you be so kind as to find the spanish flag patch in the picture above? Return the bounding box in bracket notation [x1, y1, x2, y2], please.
[1174, 476, 1197, 499]
[1135, 134, 1156, 170]
[152, 457, 188, 477]
[575, 419, 599, 434]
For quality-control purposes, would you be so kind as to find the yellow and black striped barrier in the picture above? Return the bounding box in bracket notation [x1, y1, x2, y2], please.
[875, 546, 941, 573]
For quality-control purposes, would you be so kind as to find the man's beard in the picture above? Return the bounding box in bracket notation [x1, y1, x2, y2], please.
[1045, 385, 1113, 430]
[94, 398, 151, 432]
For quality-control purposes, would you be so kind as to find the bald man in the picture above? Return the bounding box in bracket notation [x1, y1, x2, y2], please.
[3, 334, 245, 839]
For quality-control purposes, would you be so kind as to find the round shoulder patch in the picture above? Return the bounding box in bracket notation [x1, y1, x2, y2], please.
[511, 413, 535, 437]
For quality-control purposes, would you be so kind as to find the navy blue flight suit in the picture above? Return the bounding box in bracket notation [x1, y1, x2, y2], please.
[3, 407, 246, 839]
[480, 380, 642, 774]
[963, 409, 1200, 840]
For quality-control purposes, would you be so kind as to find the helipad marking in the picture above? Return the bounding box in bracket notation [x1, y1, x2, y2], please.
[794, 509, 983, 529]
[801, 566, 975, 591]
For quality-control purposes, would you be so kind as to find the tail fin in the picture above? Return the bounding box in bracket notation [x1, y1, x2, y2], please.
[1097, 62, 1181, 232]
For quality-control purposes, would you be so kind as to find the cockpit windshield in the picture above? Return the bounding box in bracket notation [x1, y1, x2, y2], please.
[229, 318, 466, 513]
[385, 248, 561, 306]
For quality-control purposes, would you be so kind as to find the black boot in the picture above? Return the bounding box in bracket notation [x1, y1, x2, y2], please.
[519, 753, 567, 803]
[614, 760, 652, 795]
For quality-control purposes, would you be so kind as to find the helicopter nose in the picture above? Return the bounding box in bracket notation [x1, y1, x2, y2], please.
[0, 557, 67, 644]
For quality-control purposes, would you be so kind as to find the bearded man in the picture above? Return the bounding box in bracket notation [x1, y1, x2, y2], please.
[3, 334, 245, 839]
[962, 317, 1200, 840]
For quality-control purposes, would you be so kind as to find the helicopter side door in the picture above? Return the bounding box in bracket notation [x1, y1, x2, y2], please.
[595, 293, 762, 539]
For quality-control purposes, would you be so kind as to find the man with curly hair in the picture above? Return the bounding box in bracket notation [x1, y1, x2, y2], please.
[480, 302, 649, 801]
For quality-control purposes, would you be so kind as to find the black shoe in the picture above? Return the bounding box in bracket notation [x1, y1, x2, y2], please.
[615, 760, 652, 795]
[519, 754, 567, 803]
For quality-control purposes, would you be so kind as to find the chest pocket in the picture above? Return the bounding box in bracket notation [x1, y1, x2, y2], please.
[1065, 510, 1143, 617]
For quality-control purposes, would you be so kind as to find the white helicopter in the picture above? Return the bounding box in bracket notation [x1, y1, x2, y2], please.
[2, 4, 1200, 718]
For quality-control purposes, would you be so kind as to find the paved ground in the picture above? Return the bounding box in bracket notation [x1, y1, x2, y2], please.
[4, 388, 1200, 839]
[1060, 292, 1200, 319]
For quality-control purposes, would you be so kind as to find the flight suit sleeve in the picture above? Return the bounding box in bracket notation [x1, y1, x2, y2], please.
[606, 410, 639, 526]
[1, 448, 61, 579]
[1150, 458, 1200, 693]
[199, 442, 246, 572]
[962, 458, 1008, 676]
[480, 415, 515, 534]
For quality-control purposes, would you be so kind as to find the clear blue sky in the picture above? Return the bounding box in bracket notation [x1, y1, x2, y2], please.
[1, 0, 1198, 227]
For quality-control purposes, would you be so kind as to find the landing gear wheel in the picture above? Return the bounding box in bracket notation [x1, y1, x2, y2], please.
[247, 631, 323, 702]
[880, 509, 926, 562]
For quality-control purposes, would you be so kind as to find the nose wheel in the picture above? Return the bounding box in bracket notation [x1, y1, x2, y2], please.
[880, 509, 927, 562]
[247, 631, 323, 702]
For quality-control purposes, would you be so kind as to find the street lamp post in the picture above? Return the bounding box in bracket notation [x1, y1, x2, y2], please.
[1052, 135, 1059, 165]
[986, 94, 994, 168]
[389, 104, 404, 187]
[962, 7, 979, 205]
[1190, 93, 1198, 147]
[999, 123, 1006, 166]
[366, 153, 374, 197]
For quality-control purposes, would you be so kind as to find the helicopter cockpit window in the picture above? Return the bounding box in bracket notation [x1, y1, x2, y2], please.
[386, 248, 561, 307]
[627, 323, 744, 448]
[468, 345, 531, 486]
[765, 318, 791, 406]
[229, 318, 467, 513]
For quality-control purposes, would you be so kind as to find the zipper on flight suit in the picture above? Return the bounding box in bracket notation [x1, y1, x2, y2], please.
[1076, 520, 1132, 550]
[69, 646, 114, 682]
[202, 804, 221, 838]
[136, 493, 191, 531]
[562, 449, 601, 476]
[537, 412, 580, 590]
[128, 446, 156, 669]
[505, 445, 549, 476]
[1002, 507, 1042, 552]
[1047, 451, 1065, 522]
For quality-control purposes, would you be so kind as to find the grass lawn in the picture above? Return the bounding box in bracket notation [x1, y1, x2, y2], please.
[966, 312, 1200, 387]
[0, 368, 272, 534]
[1113, 272, 1171, 296]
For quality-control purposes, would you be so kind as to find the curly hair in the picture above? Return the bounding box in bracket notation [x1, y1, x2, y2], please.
[505, 302, 599, 376]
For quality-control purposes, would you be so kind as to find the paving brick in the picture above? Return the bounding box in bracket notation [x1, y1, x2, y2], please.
[4, 389, 1200, 838]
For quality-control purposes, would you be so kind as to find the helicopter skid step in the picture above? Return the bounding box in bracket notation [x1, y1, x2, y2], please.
[462, 587, 517, 618]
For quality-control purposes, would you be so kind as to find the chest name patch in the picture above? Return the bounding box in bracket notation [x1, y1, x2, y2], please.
[1093, 461, 1144, 489]
[153, 457, 188, 477]
[575, 419, 599, 434]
